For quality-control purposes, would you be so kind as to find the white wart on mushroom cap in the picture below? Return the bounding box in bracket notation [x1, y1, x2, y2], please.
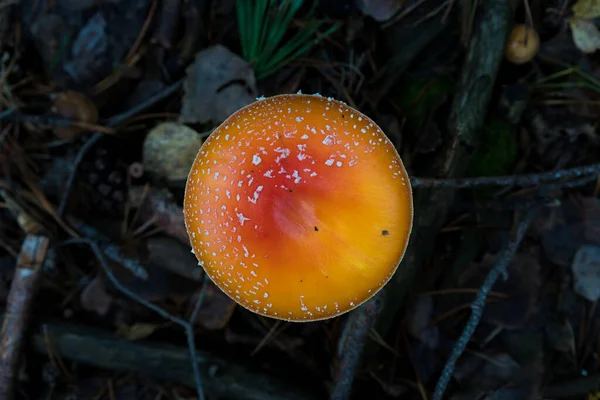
[184, 93, 413, 321]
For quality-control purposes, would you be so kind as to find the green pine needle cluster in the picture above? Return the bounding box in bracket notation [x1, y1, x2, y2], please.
[236, 0, 339, 79]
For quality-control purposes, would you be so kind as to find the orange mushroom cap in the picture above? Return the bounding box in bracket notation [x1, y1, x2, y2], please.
[183, 93, 413, 322]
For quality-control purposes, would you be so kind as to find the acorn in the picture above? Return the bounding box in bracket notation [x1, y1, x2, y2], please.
[505, 24, 540, 64]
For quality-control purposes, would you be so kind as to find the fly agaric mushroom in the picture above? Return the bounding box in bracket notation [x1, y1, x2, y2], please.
[184, 93, 413, 322]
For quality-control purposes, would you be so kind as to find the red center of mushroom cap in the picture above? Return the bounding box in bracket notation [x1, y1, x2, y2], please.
[184, 93, 413, 321]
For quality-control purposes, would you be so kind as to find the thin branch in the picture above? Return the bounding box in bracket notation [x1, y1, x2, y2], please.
[0, 113, 115, 134]
[410, 162, 600, 189]
[59, 238, 206, 400]
[61, 238, 186, 326]
[186, 276, 210, 399]
[431, 208, 538, 400]
[330, 294, 384, 400]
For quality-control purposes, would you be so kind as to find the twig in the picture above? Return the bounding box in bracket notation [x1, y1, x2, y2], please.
[56, 133, 101, 216]
[0, 113, 115, 134]
[106, 79, 182, 127]
[541, 174, 598, 191]
[410, 162, 600, 188]
[431, 208, 538, 400]
[125, 0, 158, 62]
[61, 238, 186, 326]
[60, 237, 205, 400]
[185, 276, 209, 398]
[0, 234, 50, 399]
[330, 294, 384, 400]
[71, 219, 149, 280]
[57, 80, 183, 217]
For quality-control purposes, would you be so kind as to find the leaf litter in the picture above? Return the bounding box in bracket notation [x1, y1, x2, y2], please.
[3, 1, 600, 399]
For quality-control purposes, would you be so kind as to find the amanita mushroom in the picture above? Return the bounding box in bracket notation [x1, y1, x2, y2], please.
[184, 93, 413, 322]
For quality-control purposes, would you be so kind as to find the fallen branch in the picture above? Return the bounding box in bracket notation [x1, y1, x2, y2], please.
[18, 312, 317, 400]
[431, 208, 538, 400]
[410, 162, 600, 189]
[0, 234, 50, 400]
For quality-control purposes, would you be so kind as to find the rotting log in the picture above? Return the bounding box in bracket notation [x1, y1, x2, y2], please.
[332, 2, 515, 398]
[24, 317, 319, 400]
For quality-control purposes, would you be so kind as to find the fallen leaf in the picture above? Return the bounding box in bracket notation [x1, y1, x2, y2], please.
[146, 235, 203, 281]
[453, 351, 522, 393]
[534, 196, 600, 267]
[572, 0, 600, 19]
[115, 322, 161, 341]
[545, 316, 576, 354]
[51, 91, 99, 140]
[191, 281, 236, 330]
[80, 275, 113, 316]
[571, 244, 600, 301]
[143, 122, 204, 182]
[405, 294, 439, 349]
[129, 186, 188, 244]
[179, 44, 258, 125]
[569, 17, 600, 53]
[356, 0, 403, 22]
[29, 14, 70, 74]
[63, 12, 110, 86]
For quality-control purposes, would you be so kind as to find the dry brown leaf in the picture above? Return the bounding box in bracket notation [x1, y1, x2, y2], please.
[51, 91, 99, 140]
[115, 322, 162, 341]
[179, 44, 258, 125]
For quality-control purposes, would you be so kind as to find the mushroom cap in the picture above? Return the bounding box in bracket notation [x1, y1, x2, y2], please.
[184, 93, 413, 322]
[505, 24, 539, 64]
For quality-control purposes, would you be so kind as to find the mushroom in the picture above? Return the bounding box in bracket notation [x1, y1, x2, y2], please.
[183, 93, 413, 322]
[505, 24, 539, 64]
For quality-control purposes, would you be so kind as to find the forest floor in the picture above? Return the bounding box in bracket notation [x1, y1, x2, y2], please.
[1, 0, 600, 399]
